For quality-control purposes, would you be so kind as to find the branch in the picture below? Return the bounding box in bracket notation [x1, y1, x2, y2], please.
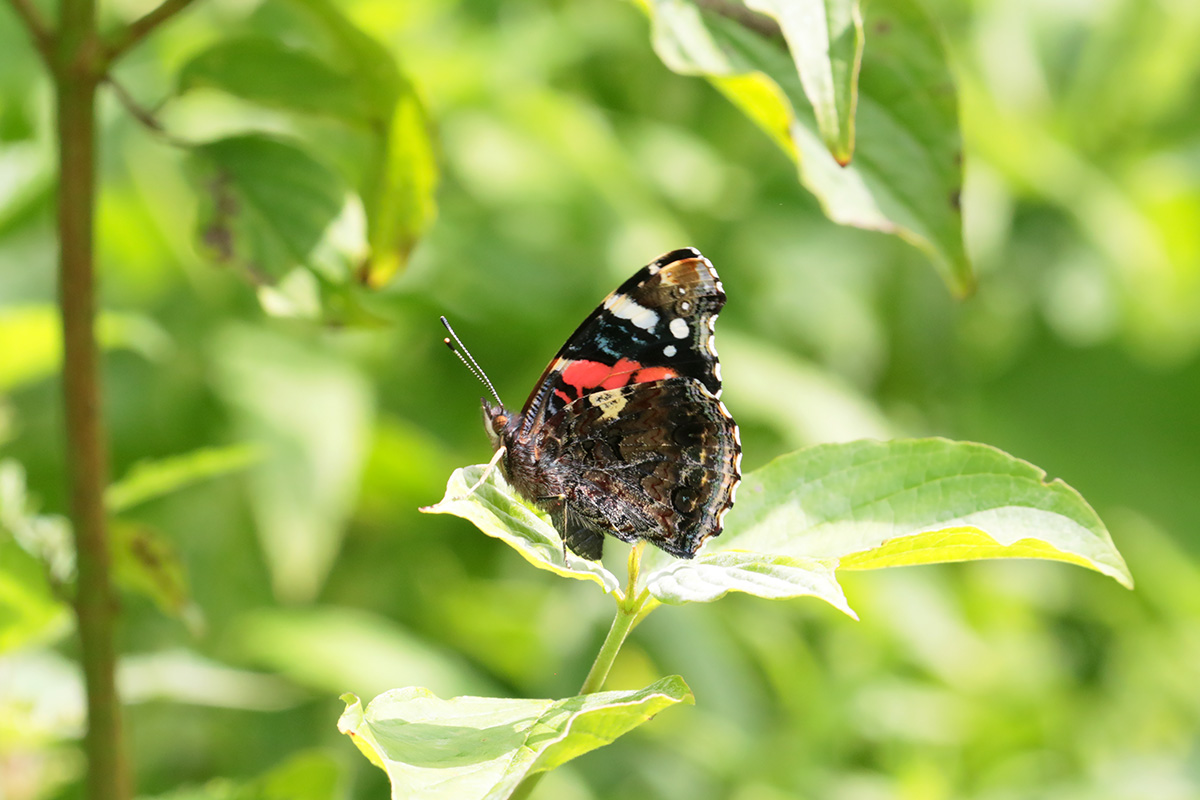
[103, 0, 198, 62]
[103, 77, 192, 147]
[5, 0, 54, 58]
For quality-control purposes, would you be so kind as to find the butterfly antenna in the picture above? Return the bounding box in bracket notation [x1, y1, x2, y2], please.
[440, 316, 504, 406]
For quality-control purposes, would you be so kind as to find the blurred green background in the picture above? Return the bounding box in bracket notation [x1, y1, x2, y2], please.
[2, 0, 1200, 798]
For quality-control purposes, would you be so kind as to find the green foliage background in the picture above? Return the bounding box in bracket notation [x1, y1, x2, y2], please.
[2, 0, 1199, 798]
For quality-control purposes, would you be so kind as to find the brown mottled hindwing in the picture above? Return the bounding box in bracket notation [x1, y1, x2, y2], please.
[538, 378, 741, 559]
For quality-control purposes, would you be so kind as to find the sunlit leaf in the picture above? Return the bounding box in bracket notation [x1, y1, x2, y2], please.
[641, 0, 971, 293]
[710, 438, 1133, 587]
[106, 443, 261, 514]
[645, 551, 856, 617]
[421, 464, 622, 596]
[433, 438, 1130, 612]
[337, 675, 693, 799]
[743, 0, 863, 164]
[190, 135, 348, 284]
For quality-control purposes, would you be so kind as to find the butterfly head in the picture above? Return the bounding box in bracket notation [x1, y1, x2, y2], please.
[481, 399, 517, 452]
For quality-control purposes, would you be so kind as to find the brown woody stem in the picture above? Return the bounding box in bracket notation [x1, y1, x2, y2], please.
[53, 0, 129, 796]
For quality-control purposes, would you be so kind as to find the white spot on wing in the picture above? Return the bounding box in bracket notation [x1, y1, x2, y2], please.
[670, 317, 689, 339]
[663, 345, 677, 357]
[604, 293, 659, 331]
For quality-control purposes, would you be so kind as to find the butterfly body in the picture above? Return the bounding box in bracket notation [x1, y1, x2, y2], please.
[481, 248, 741, 561]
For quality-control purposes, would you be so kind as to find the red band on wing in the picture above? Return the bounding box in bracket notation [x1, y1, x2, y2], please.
[633, 366, 677, 383]
[561, 358, 644, 395]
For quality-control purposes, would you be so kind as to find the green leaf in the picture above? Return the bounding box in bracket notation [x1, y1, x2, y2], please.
[713, 438, 1133, 587]
[642, 0, 971, 293]
[431, 438, 1131, 616]
[211, 326, 372, 602]
[111, 522, 202, 632]
[645, 551, 856, 617]
[177, 37, 376, 124]
[106, 443, 262, 514]
[145, 750, 341, 800]
[421, 464, 622, 596]
[359, 87, 438, 288]
[283, 0, 438, 285]
[743, 0, 863, 164]
[284, 0, 402, 112]
[190, 135, 348, 284]
[337, 676, 693, 799]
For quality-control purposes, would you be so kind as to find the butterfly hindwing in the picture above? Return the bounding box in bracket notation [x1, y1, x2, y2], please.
[538, 378, 741, 559]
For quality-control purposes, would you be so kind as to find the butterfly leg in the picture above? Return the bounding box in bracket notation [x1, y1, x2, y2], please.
[453, 446, 506, 500]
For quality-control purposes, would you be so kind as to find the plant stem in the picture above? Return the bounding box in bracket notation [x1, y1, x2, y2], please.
[509, 545, 656, 800]
[53, 0, 130, 797]
[577, 600, 640, 695]
[103, 0, 199, 61]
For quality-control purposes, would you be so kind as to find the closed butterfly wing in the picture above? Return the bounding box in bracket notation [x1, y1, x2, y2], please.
[538, 378, 741, 560]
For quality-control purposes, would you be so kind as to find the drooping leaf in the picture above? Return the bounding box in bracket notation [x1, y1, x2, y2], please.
[190, 135, 348, 284]
[106, 443, 262, 514]
[421, 464, 622, 596]
[743, 0, 863, 164]
[338, 676, 693, 800]
[359, 87, 438, 288]
[283, 0, 439, 285]
[641, 0, 971, 293]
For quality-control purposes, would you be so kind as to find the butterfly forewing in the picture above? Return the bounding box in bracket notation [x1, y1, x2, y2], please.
[519, 248, 727, 435]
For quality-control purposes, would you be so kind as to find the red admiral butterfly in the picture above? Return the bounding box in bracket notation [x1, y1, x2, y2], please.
[443, 248, 741, 561]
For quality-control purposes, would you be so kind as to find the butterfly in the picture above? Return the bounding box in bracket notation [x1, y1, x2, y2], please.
[444, 248, 741, 561]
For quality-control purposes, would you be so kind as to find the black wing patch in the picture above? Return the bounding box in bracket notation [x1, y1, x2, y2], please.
[518, 248, 728, 436]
